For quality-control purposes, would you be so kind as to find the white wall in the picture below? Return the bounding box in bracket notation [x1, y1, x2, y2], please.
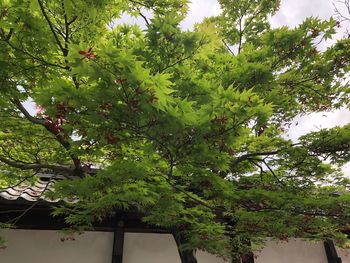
[0, 229, 114, 263]
[123, 233, 227, 263]
[0, 230, 348, 263]
[123, 233, 181, 263]
[196, 250, 228, 263]
[337, 247, 350, 263]
[255, 239, 328, 263]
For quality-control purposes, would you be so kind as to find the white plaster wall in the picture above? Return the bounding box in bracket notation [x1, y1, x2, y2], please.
[255, 239, 328, 263]
[123, 233, 227, 263]
[123, 233, 181, 263]
[0, 229, 113, 263]
[196, 250, 228, 263]
[1, 230, 349, 263]
[337, 247, 350, 263]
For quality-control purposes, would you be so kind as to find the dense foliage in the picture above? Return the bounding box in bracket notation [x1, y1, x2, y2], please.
[1, 0, 350, 261]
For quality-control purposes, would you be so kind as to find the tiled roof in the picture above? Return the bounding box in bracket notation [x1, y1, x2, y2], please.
[0, 174, 62, 203]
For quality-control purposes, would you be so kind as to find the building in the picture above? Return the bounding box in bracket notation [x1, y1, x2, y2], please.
[0, 174, 347, 263]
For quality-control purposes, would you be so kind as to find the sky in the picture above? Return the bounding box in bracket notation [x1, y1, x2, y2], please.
[182, 0, 337, 29]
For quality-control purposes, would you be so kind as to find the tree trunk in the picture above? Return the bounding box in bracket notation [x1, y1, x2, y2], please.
[172, 231, 198, 263]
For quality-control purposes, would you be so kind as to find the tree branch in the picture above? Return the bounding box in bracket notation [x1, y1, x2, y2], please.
[0, 155, 73, 173]
[4, 39, 67, 69]
[10, 98, 46, 125]
[68, 16, 78, 25]
[138, 10, 150, 26]
[0, 173, 36, 191]
[61, 0, 69, 56]
[222, 40, 235, 56]
[158, 41, 204, 73]
[38, 0, 66, 54]
[231, 144, 301, 167]
[10, 99, 83, 176]
[262, 159, 286, 187]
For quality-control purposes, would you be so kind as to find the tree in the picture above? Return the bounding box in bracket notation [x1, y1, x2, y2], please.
[0, 0, 350, 262]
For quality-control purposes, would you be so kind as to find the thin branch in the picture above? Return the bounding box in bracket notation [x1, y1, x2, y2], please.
[158, 41, 204, 73]
[334, 1, 350, 22]
[238, 15, 243, 54]
[250, 159, 266, 182]
[159, 54, 192, 72]
[67, 16, 78, 25]
[222, 40, 235, 55]
[11, 98, 46, 125]
[3, 40, 66, 69]
[0, 155, 73, 173]
[5, 28, 14, 41]
[231, 143, 301, 167]
[128, 0, 156, 11]
[61, 0, 69, 56]
[37, 0, 65, 54]
[160, 174, 222, 212]
[139, 10, 150, 26]
[0, 171, 38, 191]
[10, 99, 83, 175]
[262, 159, 286, 187]
[244, 205, 344, 218]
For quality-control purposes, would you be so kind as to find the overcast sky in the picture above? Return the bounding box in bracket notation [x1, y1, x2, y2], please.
[182, 0, 335, 29]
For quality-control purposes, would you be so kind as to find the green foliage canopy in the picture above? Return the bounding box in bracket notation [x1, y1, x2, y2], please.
[1, 0, 350, 260]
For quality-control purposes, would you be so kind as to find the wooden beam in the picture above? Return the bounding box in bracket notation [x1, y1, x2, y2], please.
[324, 239, 342, 263]
[112, 221, 125, 263]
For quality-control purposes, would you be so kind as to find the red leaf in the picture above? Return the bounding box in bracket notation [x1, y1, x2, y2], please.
[79, 48, 96, 59]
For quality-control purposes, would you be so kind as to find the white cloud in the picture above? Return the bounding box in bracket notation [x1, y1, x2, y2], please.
[271, 0, 334, 28]
[180, 0, 221, 30]
[285, 108, 350, 142]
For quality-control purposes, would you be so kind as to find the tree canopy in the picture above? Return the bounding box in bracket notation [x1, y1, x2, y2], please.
[1, 0, 350, 261]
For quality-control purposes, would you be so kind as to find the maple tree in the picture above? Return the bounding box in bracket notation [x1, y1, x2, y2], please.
[0, 0, 350, 262]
